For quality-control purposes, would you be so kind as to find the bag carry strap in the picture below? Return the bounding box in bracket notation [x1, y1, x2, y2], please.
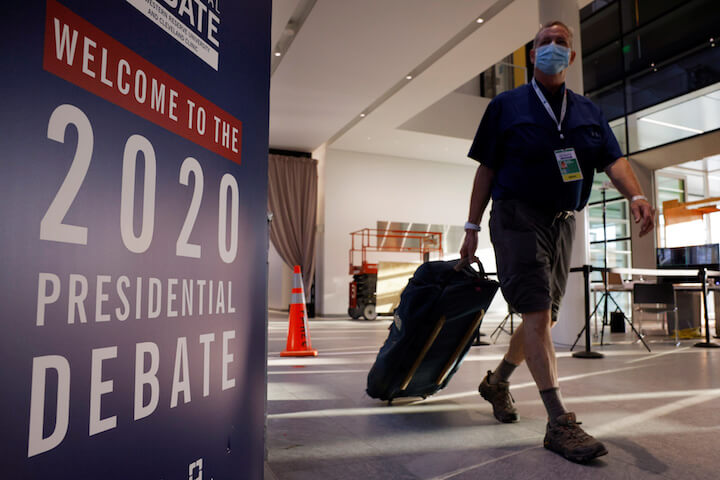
[453, 257, 485, 277]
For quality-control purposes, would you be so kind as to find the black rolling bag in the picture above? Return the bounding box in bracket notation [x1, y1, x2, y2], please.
[366, 259, 499, 402]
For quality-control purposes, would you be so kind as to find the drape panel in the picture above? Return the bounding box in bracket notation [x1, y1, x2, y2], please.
[268, 154, 318, 293]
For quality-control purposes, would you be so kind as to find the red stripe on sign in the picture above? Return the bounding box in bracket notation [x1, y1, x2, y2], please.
[43, 0, 242, 165]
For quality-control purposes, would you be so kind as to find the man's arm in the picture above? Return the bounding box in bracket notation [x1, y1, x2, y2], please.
[604, 157, 654, 237]
[460, 165, 495, 259]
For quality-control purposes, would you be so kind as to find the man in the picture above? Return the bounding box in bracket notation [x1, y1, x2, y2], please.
[460, 21, 654, 463]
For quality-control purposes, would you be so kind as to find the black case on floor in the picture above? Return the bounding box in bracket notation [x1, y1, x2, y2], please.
[366, 259, 499, 402]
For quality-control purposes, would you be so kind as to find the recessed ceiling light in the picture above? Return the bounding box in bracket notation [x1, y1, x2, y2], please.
[360, 113, 366, 118]
[476, 17, 484, 24]
[274, 52, 282, 57]
[406, 75, 413, 80]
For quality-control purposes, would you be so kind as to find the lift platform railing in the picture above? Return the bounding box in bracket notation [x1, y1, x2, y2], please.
[349, 228, 443, 275]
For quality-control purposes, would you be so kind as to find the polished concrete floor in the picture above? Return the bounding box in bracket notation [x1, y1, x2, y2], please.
[266, 310, 720, 479]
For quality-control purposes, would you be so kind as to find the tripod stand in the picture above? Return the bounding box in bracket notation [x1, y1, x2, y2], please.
[491, 306, 519, 343]
[570, 185, 650, 353]
[585, 278, 650, 352]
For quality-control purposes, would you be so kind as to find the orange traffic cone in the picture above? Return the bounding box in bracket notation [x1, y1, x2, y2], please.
[281, 265, 318, 357]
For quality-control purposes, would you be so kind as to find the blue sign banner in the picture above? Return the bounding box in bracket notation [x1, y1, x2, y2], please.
[1, 1, 270, 478]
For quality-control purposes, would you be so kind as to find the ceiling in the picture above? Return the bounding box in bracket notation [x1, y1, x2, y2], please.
[269, 0, 593, 164]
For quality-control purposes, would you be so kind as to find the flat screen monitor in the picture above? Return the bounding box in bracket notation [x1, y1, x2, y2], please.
[656, 244, 720, 269]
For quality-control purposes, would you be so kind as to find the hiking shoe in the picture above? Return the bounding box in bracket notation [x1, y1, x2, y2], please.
[544, 412, 608, 463]
[478, 370, 518, 423]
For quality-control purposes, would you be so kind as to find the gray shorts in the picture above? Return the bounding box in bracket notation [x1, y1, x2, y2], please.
[489, 200, 575, 322]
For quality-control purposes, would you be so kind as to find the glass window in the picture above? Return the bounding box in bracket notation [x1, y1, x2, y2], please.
[655, 164, 720, 248]
[656, 176, 684, 192]
[581, 2, 620, 56]
[590, 238, 631, 284]
[621, 0, 695, 33]
[582, 0, 719, 127]
[624, 45, 720, 116]
[479, 53, 528, 98]
[589, 200, 630, 239]
[588, 171, 631, 283]
[622, 0, 719, 76]
[581, 0, 616, 21]
[608, 118, 628, 155]
[626, 79, 720, 153]
[590, 240, 631, 266]
[583, 41, 624, 93]
[656, 172, 686, 247]
[656, 188, 684, 209]
[589, 172, 611, 203]
[665, 219, 706, 247]
[588, 82, 626, 122]
[687, 174, 706, 197]
[708, 174, 720, 197]
[589, 173, 625, 203]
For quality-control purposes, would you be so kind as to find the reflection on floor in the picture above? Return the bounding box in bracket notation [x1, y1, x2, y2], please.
[266, 310, 720, 480]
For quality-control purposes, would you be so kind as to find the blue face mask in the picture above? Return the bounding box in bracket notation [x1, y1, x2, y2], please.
[535, 42, 571, 75]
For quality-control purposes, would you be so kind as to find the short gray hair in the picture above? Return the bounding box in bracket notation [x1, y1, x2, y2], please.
[533, 21, 574, 49]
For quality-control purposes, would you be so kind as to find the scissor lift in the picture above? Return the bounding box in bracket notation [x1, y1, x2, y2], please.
[348, 228, 443, 320]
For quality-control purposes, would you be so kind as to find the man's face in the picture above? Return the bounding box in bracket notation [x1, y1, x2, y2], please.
[530, 25, 576, 67]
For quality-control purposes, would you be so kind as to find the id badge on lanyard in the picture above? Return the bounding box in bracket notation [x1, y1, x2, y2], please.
[555, 148, 583, 182]
[531, 78, 582, 183]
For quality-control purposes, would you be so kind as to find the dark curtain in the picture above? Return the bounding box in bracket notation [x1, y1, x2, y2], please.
[268, 154, 318, 293]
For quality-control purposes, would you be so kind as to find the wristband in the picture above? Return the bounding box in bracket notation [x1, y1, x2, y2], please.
[464, 221, 481, 232]
[630, 195, 647, 203]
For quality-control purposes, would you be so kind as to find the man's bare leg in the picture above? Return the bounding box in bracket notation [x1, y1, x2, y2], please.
[478, 317, 531, 423]
[486, 322, 525, 385]
[491, 310, 565, 381]
[519, 309, 556, 391]
[516, 312, 608, 462]
[481, 310, 566, 424]
[502, 321, 525, 367]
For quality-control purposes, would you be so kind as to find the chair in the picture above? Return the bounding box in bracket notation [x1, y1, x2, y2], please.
[606, 272, 624, 288]
[632, 283, 680, 346]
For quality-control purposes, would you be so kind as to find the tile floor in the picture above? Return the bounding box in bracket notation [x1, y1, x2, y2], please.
[266, 310, 720, 479]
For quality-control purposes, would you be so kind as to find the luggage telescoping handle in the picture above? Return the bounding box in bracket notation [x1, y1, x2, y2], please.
[397, 308, 486, 394]
[435, 309, 485, 386]
[399, 316, 446, 391]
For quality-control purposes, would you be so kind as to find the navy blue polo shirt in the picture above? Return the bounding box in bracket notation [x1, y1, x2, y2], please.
[468, 82, 622, 212]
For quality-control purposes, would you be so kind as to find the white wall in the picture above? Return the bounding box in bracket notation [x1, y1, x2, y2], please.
[320, 148, 507, 316]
